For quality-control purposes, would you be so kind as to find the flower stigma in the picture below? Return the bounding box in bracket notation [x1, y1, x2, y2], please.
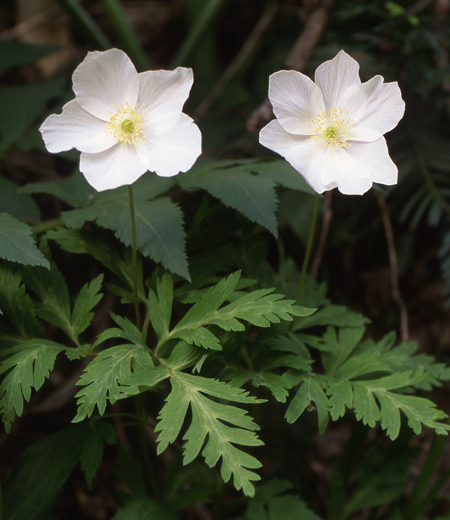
[309, 107, 355, 151]
[106, 103, 147, 145]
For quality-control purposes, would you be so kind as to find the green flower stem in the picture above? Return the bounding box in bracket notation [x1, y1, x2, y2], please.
[405, 432, 448, 520]
[32, 218, 63, 234]
[135, 394, 159, 496]
[128, 185, 141, 330]
[55, 0, 111, 49]
[99, 0, 149, 71]
[295, 193, 320, 305]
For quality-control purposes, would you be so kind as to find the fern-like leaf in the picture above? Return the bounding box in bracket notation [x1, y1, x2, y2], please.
[155, 371, 265, 497]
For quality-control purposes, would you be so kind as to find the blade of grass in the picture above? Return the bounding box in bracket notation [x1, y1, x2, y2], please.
[170, 0, 229, 68]
[55, 0, 111, 50]
[99, 0, 149, 70]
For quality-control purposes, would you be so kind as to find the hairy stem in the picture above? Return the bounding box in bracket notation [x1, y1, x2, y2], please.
[128, 185, 141, 330]
[295, 193, 320, 305]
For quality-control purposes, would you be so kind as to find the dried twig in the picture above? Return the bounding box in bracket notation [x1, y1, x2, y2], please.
[374, 190, 410, 341]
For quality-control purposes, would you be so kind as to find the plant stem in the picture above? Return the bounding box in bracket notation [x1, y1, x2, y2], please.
[405, 432, 448, 520]
[135, 394, 159, 496]
[55, 0, 111, 49]
[32, 218, 63, 234]
[99, 0, 149, 70]
[295, 193, 319, 305]
[128, 185, 141, 330]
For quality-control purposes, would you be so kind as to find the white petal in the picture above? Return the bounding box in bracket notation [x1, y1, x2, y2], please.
[346, 138, 398, 186]
[342, 76, 405, 140]
[267, 70, 324, 135]
[39, 99, 116, 154]
[72, 49, 139, 120]
[320, 148, 373, 195]
[315, 50, 361, 111]
[259, 120, 329, 193]
[137, 67, 194, 125]
[259, 119, 373, 195]
[79, 144, 147, 191]
[136, 113, 201, 177]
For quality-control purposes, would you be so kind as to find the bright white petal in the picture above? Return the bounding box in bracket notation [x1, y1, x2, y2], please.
[79, 144, 147, 191]
[320, 148, 373, 195]
[137, 67, 193, 124]
[315, 50, 361, 111]
[346, 138, 398, 186]
[39, 99, 116, 154]
[136, 113, 201, 177]
[72, 49, 139, 120]
[267, 70, 324, 135]
[260, 120, 330, 193]
[342, 76, 405, 140]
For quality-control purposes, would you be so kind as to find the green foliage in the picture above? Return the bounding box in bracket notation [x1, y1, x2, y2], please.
[3, 424, 90, 520]
[0, 339, 66, 432]
[111, 498, 177, 520]
[0, 40, 59, 70]
[0, 177, 40, 221]
[0, 213, 49, 268]
[240, 479, 322, 520]
[155, 371, 265, 497]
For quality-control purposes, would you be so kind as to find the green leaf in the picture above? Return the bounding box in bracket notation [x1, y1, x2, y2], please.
[20, 263, 75, 343]
[285, 375, 329, 434]
[73, 343, 154, 422]
[0, 177, 40, 221]
[0, 77, 65, 153]
[292, 305, 370, 331]
[320, 327, 366, 375]
[178, 159, 279, 237]
[170, 271, 315, 351]
[0, 339, 66, 431]
[3, 424, 90, 520]
[0, 40, 59, 70]
[62, 197, 189, 279]
[0, 266, 42, 339]
[147, 271, 174, 343]
[72, 275, 104, 337]
[0, 213, 49, 268]
[243, 478, 322, 520]
[155, 371, 265, 497]
[80, 419, 116, 490]
[224, 369, 294, 403]
[112, 499, 177, 520]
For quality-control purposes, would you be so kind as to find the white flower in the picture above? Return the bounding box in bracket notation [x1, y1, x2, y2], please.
[40, 49, 202, 192]
[259, 50, 405, 195]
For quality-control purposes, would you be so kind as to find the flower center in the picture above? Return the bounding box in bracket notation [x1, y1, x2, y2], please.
[105, 103, 147, 145]
[308, 107, 355, 150]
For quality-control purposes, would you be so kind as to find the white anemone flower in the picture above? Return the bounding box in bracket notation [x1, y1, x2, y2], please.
[40, 49, 202, 192]
[259, 50, 405, 195]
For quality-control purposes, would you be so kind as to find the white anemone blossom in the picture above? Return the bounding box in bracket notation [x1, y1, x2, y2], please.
[40, 49, 202, 192]
[259, 50, 405, 195]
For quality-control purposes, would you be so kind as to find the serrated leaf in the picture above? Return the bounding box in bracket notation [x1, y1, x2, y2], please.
[3, 424, 90, 520]
[147, 271, 173, 343]
[61, 197, 189, 279]
[0, 77, 65, 153]
[73, 343, 154, 421]
[170, 271, 315, 351]
[292, 305, 370, 331]
[93, 313, 147, 349]
[285, 375, 329, 434]
[0, 266, 42, 339]
[179, 160, 279, 237]
[0, 339, 66, 431]
[72, 275, 103, 337]
[225, 369, 294, 403]
[0, 177, 40, 221]
[0, 213, 49, 268]
[320, 326, 365, 375]
[155, 371, 264, 497]
[112, 498, 177, 520]
[80, 420, 116, 490]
